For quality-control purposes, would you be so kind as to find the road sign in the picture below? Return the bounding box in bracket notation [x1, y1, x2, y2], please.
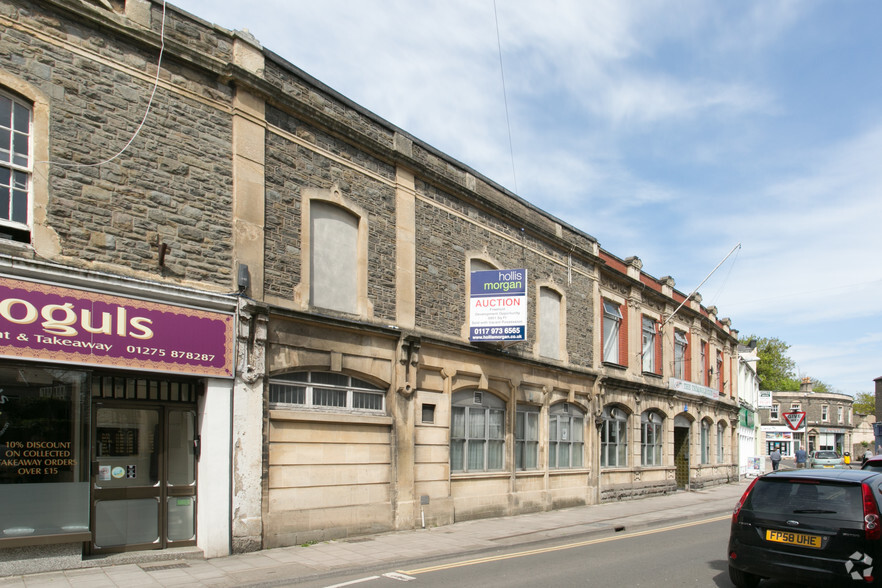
[783, 411, 806, 431]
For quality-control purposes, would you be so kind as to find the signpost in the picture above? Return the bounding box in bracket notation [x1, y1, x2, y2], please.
[783, 411, 806, 431]
[783, 411, 807, 456]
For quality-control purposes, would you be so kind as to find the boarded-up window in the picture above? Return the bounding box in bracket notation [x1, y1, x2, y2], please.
[310, 201, 358, 313]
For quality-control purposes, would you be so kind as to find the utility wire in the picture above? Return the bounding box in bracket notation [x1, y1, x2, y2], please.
[493, 0, 518, 194]
[37, 0, 167, 168]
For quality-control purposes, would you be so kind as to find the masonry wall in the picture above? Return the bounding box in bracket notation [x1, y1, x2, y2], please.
[1, 0, 234, 287]
[263, 104, 397, 321]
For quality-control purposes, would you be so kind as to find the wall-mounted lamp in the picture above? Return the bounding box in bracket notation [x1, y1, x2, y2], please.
[237, 263, 250, 292]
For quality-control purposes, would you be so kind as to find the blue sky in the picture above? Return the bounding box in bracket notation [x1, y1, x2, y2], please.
[169, 0, 882, 396]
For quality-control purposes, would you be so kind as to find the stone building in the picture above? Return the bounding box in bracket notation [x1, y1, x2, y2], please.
[0, 0, 740, 575]
[758, 379, 855, 458]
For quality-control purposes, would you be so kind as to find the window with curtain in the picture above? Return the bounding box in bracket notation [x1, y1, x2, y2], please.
[600, 406, 628, 467]
[515, 406, 539, 470]
[451, 391, 505, 472]
[673, 330, 688, 379]
[641, 411, 663, 466]
[642, 316, 656, 373]
[699, 341, 708, 386]
[549, 403, 584, 469]
[701, 420, 710, 464]
[602, 300, 623, 364]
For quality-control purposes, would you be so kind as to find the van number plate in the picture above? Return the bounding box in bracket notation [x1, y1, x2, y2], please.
[766, 529, 822, 548]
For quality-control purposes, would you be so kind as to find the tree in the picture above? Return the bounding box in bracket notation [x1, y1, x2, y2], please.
[739, 335, 799, 391]
[853, 392, 875, 415]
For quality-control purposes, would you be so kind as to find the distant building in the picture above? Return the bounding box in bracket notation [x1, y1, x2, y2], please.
[736, 343, 761, 475]
[758, 379, 855, 457]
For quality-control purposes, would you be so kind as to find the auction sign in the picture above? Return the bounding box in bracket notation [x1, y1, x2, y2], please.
[0, 276, 234, 378]
[469, 269, 527, 342]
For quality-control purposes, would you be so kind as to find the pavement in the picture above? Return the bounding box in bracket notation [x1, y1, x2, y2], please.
[0, 475, 757, 588]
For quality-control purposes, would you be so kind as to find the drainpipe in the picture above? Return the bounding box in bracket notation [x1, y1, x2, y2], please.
[593, 377, 605, 504]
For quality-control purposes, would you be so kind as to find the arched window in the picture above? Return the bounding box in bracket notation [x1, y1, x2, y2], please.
[538, 287, 562, 360]
[268, 372, 385, 413]
[601, 406, 628, 467]
[673, 330, 688, 379]
[450, 390, 505, 472]
[515, 405, 539, 470]
[310, 200, 359, 313]
[716, 421, 725, 462]
[641, 411, 663, 466]
[550, 403, 584, 469]
[700, 419, 711, 464]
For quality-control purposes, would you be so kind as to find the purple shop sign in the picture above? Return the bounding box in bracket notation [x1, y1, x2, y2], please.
[0, 277, 235, 378]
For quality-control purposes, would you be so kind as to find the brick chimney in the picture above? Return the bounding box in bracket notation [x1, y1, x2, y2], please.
[800, 377, 813, 393]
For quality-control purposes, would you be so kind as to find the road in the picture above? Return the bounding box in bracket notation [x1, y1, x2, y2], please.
[280, 516, 809, 588]
[284, 516, 820, 588]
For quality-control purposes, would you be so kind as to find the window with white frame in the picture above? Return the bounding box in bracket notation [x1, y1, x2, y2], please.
[269, 372, 385, 413]
[791, 403, 800, 412]
[822, 405, 829, 422]
[0, 90, 32, 243]
[700, 420, 710, 464]
[549, 403, 584, 469]
[641, 411, 663, 466]
[716, 422, 725, 462]
[451, 391, 505, 472]
[602, 300, 623, 364]
[699, 340, 707, 386]
[515, 406, 539, 470]
[538, 287, 562, 360]
[673, 330, 688, 379]
[837, 406, 843, 423]
[600, 406, 628, 467]
[310, 200, 359, 313]
[642, 316, 657, 373]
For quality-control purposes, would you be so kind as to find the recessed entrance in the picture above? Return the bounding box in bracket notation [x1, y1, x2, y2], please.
[674, 423, 690, 490]
[89, 376, 199, 554]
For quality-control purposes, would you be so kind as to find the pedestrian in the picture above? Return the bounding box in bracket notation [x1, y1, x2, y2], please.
[795, 447, 807, 468]
[864, 448, 874, 463]
[770, 448, 782, 471]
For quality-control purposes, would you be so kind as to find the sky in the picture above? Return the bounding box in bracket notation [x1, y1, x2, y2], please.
[169, 0, 882, 397]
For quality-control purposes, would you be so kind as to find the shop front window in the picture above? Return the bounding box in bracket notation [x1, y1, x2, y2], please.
[0, 365, 90, 540]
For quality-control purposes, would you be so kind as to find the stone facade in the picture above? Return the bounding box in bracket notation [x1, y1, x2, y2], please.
[0, 0, 741, 573]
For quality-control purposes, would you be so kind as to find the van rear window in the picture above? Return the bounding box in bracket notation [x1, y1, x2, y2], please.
[746, 479, 864, 520]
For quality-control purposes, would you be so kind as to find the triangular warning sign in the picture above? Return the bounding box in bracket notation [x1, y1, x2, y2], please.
[783, 411, 806, 431]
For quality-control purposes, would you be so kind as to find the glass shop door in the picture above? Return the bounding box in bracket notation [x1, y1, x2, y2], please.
[90, 403, 197, 553]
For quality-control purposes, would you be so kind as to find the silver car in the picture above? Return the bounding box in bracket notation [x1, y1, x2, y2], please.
[808, 450, 845, 469]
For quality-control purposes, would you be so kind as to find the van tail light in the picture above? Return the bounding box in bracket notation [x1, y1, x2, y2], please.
[732, 477, 760, 524]
[861, 482, 881, 540]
